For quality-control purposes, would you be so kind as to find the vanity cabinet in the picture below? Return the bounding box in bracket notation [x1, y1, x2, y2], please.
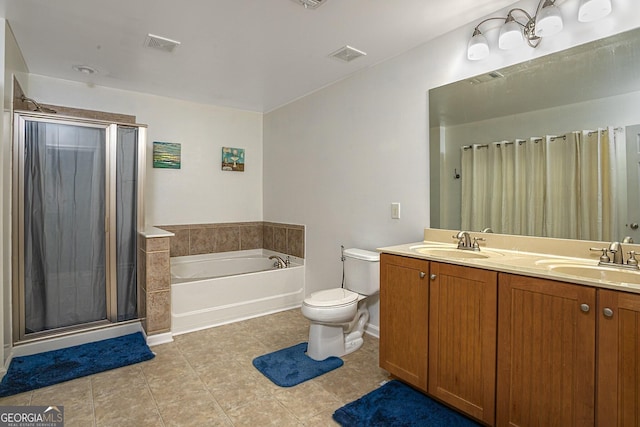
[597, 290, 640, 427]
[428, 262, 497, 425]
[496, 273, 596, 427]
[379, 253, 429, 391]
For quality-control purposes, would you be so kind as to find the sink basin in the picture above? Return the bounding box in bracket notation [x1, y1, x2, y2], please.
[412, 247, 495, 259]
[548, 264, 640, 284]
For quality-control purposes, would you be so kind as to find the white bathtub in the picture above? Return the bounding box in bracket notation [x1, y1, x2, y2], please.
[170, 250, 304, 335]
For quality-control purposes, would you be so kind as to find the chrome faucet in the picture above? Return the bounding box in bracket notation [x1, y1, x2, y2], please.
[590, 242, 639, 270]
[269, 255, 289, 269]
[608, 241, 624, 264]
[453, 231, 472, 249]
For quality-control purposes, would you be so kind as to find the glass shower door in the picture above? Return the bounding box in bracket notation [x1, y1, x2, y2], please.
[22, 120, 108, 334]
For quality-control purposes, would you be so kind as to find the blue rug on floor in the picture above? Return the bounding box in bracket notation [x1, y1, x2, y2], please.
[252, 342, 343, 387]
[333, 380, 481, 427]
[0, 332, 154, 397]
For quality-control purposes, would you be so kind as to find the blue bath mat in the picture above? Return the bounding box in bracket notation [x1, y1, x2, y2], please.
[0, 332, 154, 397]
[333, 380, 481, 427]
[252, 342, 343, 387]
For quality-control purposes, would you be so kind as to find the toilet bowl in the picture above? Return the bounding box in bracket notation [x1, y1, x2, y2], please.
[301, 248, 379, 361]
[302, 289, 370, 361]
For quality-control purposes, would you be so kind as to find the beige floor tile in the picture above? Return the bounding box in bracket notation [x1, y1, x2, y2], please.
[302, 409, 342, 427]
[274, 381, 343, 421]
[158, 392, 232, 427]
[225, 396, 302, 427]
[0, 391, 32, 406]
[2, 308, 384, 426]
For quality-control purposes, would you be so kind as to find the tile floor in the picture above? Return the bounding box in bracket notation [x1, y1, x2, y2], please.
[0, 309, 390, 426]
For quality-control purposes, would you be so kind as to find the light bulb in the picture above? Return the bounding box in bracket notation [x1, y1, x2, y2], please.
[467, 30, 490, 61]
[535, 2, 563, 37]
[578, 0, 612, 22]
[499, 18, 524, 50]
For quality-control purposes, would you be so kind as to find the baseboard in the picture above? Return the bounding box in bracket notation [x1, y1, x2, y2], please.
[145, 332, 174, 347]
[365, 323, 379, 338]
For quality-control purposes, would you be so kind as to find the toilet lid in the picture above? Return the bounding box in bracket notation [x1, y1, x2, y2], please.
[305, 288, 359, 307]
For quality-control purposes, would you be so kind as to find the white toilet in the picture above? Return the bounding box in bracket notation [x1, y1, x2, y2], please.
[301, 248, 380, 361]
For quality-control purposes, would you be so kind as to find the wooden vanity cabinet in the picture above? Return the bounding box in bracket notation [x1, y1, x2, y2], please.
[497, 273, 596, 427]
[379, 253, 429, 391]
[597, 289, 640, 427]
[428, 262, 497, 425]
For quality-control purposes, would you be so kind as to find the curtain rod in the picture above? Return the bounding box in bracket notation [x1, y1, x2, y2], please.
[461, 126, 624, 150]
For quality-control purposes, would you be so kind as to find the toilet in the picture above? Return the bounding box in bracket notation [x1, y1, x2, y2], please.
[301, 248, 380, 361]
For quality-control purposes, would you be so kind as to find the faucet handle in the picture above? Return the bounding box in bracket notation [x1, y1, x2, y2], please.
[627, 251, 639, 267]
[472, 237, 486, 250]
[590, 247, 611, 263]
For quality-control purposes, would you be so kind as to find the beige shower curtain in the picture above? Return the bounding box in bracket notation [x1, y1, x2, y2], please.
[461, 127, 621, 240]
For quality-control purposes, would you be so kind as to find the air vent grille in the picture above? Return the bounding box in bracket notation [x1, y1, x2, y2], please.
[468, 71, 505, 84]
[291, 0, 327, 9]
[329, 45, 367, 63]
[144, 34, 181, 53]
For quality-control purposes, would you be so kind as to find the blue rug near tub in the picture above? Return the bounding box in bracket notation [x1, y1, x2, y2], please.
[0, 332, 154, 397]
[252, 342, 343, 387]
[333, 380, 481, 427]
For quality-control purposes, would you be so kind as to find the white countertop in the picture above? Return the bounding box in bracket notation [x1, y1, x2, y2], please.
[139, 226, 175, 238]
[378, 238, 640, 295]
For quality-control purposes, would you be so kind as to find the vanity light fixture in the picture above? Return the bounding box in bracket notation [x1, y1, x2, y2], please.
[578, 0, 612, 22]
[467, 0, 611, 61]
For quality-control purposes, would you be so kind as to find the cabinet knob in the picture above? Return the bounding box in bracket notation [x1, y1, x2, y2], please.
[580, 303, 590, 313]
[419, 272, 426, 279]
[430, 274, 437, 280]
[603, 307, 614, 318]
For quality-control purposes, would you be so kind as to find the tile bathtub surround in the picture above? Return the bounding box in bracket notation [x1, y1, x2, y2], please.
[0, 309, 388, 426]
[159, 222, 305, 258]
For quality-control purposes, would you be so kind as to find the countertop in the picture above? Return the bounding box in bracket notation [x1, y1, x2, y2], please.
[378, 238, 640, 295]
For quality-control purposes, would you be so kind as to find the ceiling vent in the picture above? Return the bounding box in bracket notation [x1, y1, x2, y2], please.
[144, 34, 181, 53]
[291, 0, 327, 9]
[467, 71, 504, 84]
[329, 45, 367, 63]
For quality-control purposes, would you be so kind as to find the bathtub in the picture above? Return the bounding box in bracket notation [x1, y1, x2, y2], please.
[170, 250, 304, 335]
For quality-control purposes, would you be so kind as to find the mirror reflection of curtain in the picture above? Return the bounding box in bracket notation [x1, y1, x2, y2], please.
[24, 121, 107, 333]
[460, 127, 622, 240]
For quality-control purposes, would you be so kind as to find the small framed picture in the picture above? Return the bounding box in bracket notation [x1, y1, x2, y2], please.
[153, 142, 181, 169]
[222, 147, 245, 171]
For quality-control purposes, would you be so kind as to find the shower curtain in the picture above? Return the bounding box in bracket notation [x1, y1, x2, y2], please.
[24, 121, 107, 332]
[461, 127, 621, 240]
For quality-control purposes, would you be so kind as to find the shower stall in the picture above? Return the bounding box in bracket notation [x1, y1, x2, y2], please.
[12, 111, 146, 343]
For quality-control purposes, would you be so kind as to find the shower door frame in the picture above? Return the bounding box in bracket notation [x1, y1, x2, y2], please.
[11, 111, 147, 344]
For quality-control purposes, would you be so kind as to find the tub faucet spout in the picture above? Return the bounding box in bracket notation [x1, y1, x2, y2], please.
[269, 255, 288, 268]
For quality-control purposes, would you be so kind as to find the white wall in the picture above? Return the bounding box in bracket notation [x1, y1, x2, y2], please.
[26, 75, 263, 226]
[264, 0, 640, 333]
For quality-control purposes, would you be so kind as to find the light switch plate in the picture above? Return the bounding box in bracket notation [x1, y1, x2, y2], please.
[391, 202, 401, 219]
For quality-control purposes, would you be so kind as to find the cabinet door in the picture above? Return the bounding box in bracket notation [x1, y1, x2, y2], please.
[379, 254, 429, 391]
[497, 274, 596, 427]
[597, 290, 640, 427]
[428, 263, 497, 425]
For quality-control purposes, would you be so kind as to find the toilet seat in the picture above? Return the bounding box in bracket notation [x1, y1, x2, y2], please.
[303, 288, 359, 308]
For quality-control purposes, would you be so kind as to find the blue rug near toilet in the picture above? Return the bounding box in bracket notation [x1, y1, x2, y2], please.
[252, 342, 343, 387]
[333, 380, 481, 427]
[0, 332, 154, 397]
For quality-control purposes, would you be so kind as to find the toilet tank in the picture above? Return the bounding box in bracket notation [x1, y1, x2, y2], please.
[343, 248, 380, 295]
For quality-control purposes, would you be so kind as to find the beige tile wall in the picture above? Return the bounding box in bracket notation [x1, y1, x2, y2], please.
[138, 235, 171, 336]
[158, 222, 305, 258]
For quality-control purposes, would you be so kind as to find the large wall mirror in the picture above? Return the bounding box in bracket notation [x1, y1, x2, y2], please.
[429, 27, 640, 243]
